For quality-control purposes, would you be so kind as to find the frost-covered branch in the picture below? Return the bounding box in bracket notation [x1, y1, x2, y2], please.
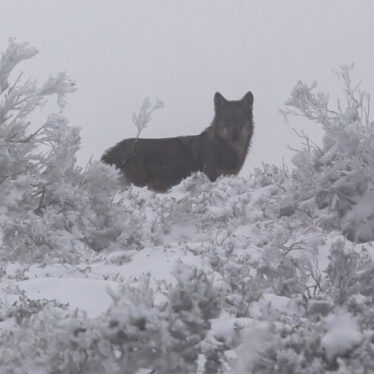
[0, 37, 38, 93]
[280, 65, 374, 243]
[39, 72, 77, 111]
[281, 64, 372, 131]
[118, 97, 164, 168]
[132, 97, 164, 138]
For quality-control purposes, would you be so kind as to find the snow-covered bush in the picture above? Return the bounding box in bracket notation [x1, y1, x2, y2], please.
[235, 239, 374, 374]
[0, 38, 130, 261]
[281, 65, 374, 243]
[0, 265, 220, 374]
[228, 69, 374, 372]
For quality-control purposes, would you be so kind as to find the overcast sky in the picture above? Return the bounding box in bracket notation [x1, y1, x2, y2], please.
[1, 0, 374, 175]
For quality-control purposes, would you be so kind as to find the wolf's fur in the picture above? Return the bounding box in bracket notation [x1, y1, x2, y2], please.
[102, 91, 254, 192]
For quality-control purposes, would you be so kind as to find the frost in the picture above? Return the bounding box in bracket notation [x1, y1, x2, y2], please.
[0, 37, 38, 92]
[132, 97, 164, 137]
[1, 40, 374, 373]
[39, 72, 77, 111]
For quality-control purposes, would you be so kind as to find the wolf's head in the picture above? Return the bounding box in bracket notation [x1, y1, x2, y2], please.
[212, 91, 254, 144]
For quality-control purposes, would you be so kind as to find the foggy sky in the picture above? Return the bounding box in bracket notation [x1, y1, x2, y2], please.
[1, 0, 374, 176]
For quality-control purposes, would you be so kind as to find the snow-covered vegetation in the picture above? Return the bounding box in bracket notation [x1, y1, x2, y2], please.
[0, 39, 374, 373]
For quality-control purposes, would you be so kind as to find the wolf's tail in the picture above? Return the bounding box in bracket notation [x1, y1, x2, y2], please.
[101, 138, 136, 169]
[101, 147, 116, 165]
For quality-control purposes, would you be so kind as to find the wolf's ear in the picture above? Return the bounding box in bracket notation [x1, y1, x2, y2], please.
[242, 91, 254, 108]
[214, 92, 227, 111]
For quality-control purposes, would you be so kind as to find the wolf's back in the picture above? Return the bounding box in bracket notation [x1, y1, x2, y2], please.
[101, 136, 203, 190]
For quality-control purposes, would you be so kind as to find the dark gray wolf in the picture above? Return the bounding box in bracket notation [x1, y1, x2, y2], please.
[102, 91, 254, 192]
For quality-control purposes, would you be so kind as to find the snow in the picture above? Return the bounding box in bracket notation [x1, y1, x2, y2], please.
[17, 278, 120, 318]
[250, 293, 301, 317]
[0, 244, 207, 320]
[0, 169, 373, 372]
[119, 246, 204, 283]
[321, 313, 363, 361]
[209, 315, 254, 345]
[1, 43, 374, 372]
[0, 168, 372, 371]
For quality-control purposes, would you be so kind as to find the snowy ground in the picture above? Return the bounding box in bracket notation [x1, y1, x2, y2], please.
[2, 171, 372, 373]
[0, 173, 332, 318]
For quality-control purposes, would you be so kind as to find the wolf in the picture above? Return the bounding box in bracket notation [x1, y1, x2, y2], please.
[102, 91, 254, 192]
